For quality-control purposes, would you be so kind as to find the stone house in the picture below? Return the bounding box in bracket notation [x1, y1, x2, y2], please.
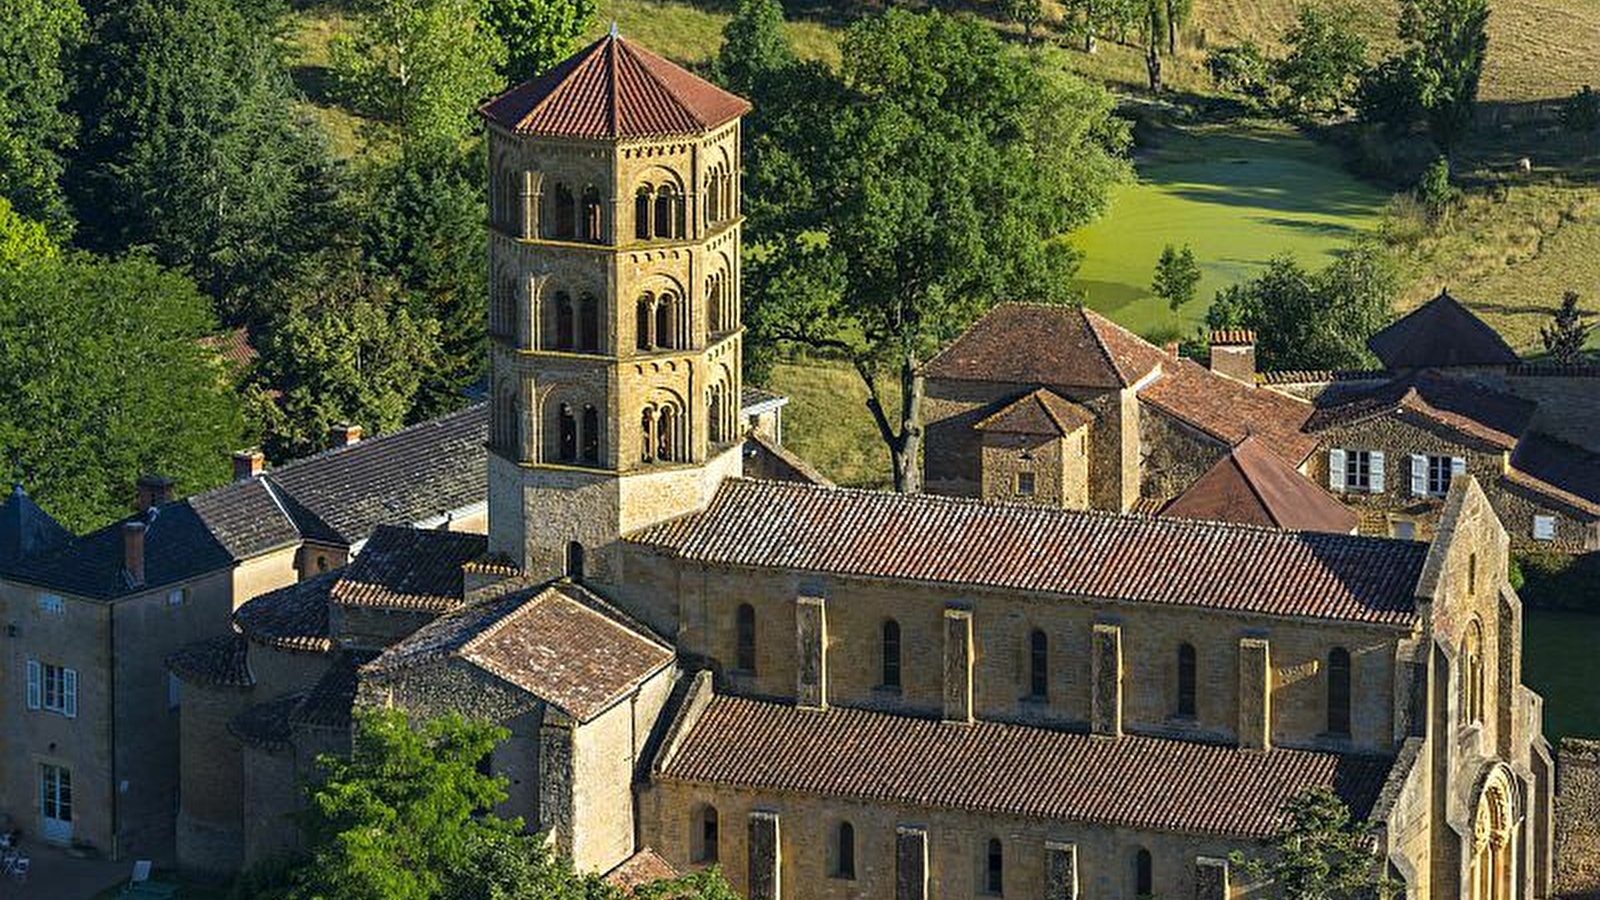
[1158, 435, 1358, 532]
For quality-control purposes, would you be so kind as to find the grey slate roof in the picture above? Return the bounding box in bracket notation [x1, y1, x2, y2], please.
[1367, 292, 1519, 369]
[233, 570, 338, 652]
[0, 484, 71, 571]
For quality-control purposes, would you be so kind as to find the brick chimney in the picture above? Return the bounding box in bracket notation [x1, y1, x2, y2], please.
[232, 449, 265, 482]
[135, 474, 175, 513]
[1209, 330, 1257, 386]
[330, 423, 363, 449]
[123, 521, 146, 588]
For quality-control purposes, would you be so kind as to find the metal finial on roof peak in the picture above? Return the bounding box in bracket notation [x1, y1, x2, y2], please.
[609, 20, 619, 37]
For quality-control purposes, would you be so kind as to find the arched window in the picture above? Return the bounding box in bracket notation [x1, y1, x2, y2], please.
[1134, 848, 1153, 898]
[708, 386, 724, 444]
[1029, 629, 1048, 699]
[577, 294, 600, 353]
[553, 183, 575, 238]
[707, 172, 720, 227]
[1177, 642, 1197, 718]
[985, 838, 1004, 895]
[554, 292, 575, 350]
[565, 541, 584, 581]
[693, 805, 719, 863]
[834, 821, 855, 879]
[581, 405, 600, 464]
[735, 603, 756, 673]
[655, 185, 677, 239]
[640, 408, 655, 463]
[656, 294, 676, 350]
[581, 185, 602, 242]
[1327, 647, 1352, 736]
[636, 294, 654, 351]
[1462, 620, 1485, 725]
[558, 404, 577, 462]
[882, 619, 901, 689]
[657, 405, 677, 462]
[1469, 552, 1478, 595]
[635, 187, 652, 240]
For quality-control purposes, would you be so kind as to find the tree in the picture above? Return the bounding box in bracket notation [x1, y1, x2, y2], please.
[1541, 290, 1590, 365]
[1164, 0, 1192, 55]
[68, 0, 344, 322]
[1152, 243, 1201, 314]
[1004, 0, 1046, 43]
[1207, 42, 1273, 105]
[1206, 243, 1396, 371]
[741, 9, 1130, 491]
[714, 0, 797, 98]
[1562, 86, 1600, 134]
[0, 0, 85, 235]
[0, 241, 245, 531]
[1415, 155, 1455, 219]
[1230, 788, 1388, 900]
[329, 0, 507, 152]
[1135, 0, 1169, 92]
[478, 0, 595, 85]
[1400, 0, 1489, 150]
[254, 257, 444, 461]
[1277, 4, 1367, 115]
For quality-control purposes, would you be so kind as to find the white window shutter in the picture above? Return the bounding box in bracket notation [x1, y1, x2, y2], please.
[1411, 455, 1427, 496]
[26, 659, 40, 710]
[63, 668, 77, 719]
[1328, 449, 1347, 491]
[1451, 457, 1467, 480]
[1533, 516, 1556, 541]
[1370, 452, 1386, 493]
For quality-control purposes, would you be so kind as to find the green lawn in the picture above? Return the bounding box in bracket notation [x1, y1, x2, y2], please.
[764, 359, 898, 489]
[1067, 121, 1390, 339]
[1522, 610, 1600, 742]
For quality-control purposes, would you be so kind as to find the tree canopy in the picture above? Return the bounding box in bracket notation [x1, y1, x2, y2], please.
[0, 0, 85, 235]
[1231, 787, 1391, 900]
[1357, 0, 1489, 152]
[480, 0, 596, 85]
[732, 6, 1130, 490]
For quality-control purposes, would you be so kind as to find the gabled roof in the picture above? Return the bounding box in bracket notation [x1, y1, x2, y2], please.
[922, 303, 1164, 389]
[1160, 436, 1359, 533]
[659, 694, 1394, 839]
[631, 479, 1428, 626]
[741, 432, 834, 487]
[329, 526, 487, 612]
[1139, 357, 1317, 463]
[974, 389, 1093, 437]
[1367, 292, 1519, 369]
[0, 483, 71, 570]
[1508, 434, 1600, 515]
[1305, 371, 1535, 449]
[368, 582, 675, 722]
[480, 33, 751, 140]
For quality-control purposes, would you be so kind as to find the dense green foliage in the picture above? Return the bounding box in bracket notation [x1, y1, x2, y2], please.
[1231, 788, 1389, 900]
[1357, 0, 1489, 152]
[1206, 42, 1273, 105]
[0, 206, 244, 531]
[1277, 4, 1366, 115]
[480, 0, 596, 85]
[1540, 290, 1590, 365]
[1561, 86, 1600, 135]
[0, 0, 85, 235]
[1205, 244, 1396, 370]
[728, 5, 1129, 489]
[1151, 243, 1200, 313]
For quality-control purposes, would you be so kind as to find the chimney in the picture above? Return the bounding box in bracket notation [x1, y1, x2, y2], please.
[1209, 330, 1257, 386]
[134, 474, 175, 513]
[232, 449, 265, 482]
[123, 521, 146, 588]
[330, 423, 363, 449]
[1163, 340, 1181, 358]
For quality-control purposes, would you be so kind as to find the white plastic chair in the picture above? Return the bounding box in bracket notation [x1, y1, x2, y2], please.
[130, 860, 153, 885]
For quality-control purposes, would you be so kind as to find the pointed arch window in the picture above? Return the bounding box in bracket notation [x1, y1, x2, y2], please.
[581, 405, 600, 464]
[1462, 620, 1485, 725]
[881, 619, 901, 689]
[1177, 642, 1197, 718]
[557, 404, 577, 463]
[1327, 647, 1352, 736]
[1028, 629, 1048, 700]
[735, 603, 756, 673]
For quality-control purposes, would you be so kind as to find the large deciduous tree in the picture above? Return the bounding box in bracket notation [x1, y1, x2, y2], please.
[479, 0, 596, 85]
[1230, 787, 1392, 900]
[1400, 0, 1489, 150]
[1277, 3, 1367, 115]
[0, 0, 85, 236]
[733, 8, 1129, 491]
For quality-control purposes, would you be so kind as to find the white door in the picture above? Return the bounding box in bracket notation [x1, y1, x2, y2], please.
[38, 763, 72, 844]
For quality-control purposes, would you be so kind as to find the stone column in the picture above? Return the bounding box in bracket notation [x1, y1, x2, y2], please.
[1046, 842, 1080, 900]
[519, 170, 537, 238]
[796, 594, 828, 709]
[1195, 856, 1230, 900]
[1238, 637, 1272, 750]
[944, 607, 974, 723]
[748, 810, 781, 900]
[896, 825, 929, 900]
[1091, 623, 1122, 737]
[537, 719, 573, 856]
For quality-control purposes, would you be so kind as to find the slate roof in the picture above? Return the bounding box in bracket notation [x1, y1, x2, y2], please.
[1140, 357, 1318, 463]
[166, 633, 253, 688]
[368, 582, 675, 721]
[233, 571, 338, 653]
[923, 304, 1164, 389]
[289, 650, 377, 730]
[480, 33, 751, 140]
[228, 692, 304, 751]
[1160, 437, 1360, 533]
[1367, 292, 1520, 369]
[1507, 434, 1600, 516]
[660, 695, 1394, 839]
[329, 526, 487, 611]
[0, 484, 71, 571]
[632, 479, 1428, 626]
[974, 389, 1093, 437]
[740, 386, 788, 413]
[1306, 372, 1536, 450]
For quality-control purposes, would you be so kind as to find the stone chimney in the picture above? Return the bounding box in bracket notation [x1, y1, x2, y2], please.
[1163, 340, 1181, 358]
[330, 423, 363, 449]
[1209, 330, 1257, 386]
[135, 474, 175, 513]
[123, 521, 147, 588]
[232, 449, 265, 482]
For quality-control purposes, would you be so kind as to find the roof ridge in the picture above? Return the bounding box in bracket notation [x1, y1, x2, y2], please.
[615, 37, 699, 134]
[1078, 307, 1141, 387]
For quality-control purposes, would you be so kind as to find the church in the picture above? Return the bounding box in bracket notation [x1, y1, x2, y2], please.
[164, 31, 1556, 900]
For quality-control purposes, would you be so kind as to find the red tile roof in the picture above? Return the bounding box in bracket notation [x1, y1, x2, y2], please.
[1367, 292, 1519, 369]
[631, 479, 1426, 625]
[922, 304, 1164, 389]
[329, 526, 487, 611]
[1140, 357, 1318, 463]
[166, 633, 253, 688]
[1305, 371, 1536, 450]
[1160, 436, 1359, 533]
[659, 695, 1394, 839]
[233, 570, 337, 652]
[480, 33, 751, 140]
[974, 389, 1093, 437]
[604, 847, 680, 890]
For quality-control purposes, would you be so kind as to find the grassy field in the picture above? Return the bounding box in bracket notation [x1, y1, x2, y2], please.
[1068, 120, 1389, 338]
[766, 360, 899, 488]
[1522, 611, 1600, 741]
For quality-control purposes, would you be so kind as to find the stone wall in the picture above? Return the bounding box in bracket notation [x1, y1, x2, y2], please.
[1137, 404, 1229, 501]
[979, 430, 1088, 509]
[1556, 738, 1600, 899]
[175, 682, 251, 874]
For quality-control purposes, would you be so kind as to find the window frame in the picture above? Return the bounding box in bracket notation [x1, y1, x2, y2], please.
[735, 603, 757, 674]
[1027, 629, 1048, 700]
[1015, 471, 1036, 497]
[27, 659, 77, 718]
[1344, 450, 1372, 492]
[834, 821, 856, 880]
[1326, 647, 1352, 737]
[881, 619, 902, 690]
[1533, 515, 1557, 542]
[983, 837, 1004, 895]
[1176, 642, 1197, 718]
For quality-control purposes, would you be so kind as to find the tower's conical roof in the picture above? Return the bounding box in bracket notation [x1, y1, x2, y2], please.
[480, 33, 751, 140]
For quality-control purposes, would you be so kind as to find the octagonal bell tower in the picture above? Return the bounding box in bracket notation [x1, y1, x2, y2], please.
[479, 31, 750, 580]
